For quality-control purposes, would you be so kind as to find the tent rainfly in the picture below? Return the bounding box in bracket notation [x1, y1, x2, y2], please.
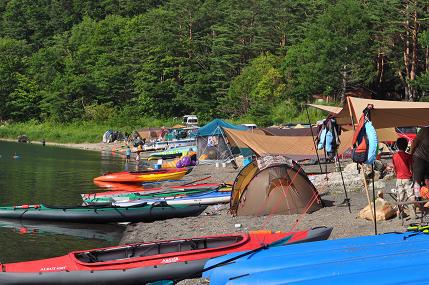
[135, 128, 161, 141]
[230, 156, 323, 216]
[195, 119, 248, 164]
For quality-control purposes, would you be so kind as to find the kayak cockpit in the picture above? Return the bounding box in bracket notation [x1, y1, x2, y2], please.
[75, 235, 245, 264]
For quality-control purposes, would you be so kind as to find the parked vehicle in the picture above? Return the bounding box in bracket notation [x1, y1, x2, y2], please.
[183, 115, 198, 126]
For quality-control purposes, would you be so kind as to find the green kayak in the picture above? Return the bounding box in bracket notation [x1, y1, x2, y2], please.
[0, 203, 207, 223]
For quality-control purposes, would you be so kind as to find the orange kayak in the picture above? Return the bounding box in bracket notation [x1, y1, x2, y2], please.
[93, 168, 189, 183]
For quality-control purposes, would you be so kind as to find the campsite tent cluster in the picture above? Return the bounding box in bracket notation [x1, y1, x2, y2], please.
[198, 97, 429, 218]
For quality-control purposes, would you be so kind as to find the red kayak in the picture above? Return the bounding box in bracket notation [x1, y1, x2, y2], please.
[84, 182, 224, 200]
[0, 227, 332, 285]
[93, 168, 190, 183]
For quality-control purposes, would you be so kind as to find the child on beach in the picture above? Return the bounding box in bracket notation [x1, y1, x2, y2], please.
[392, 137, 414, 219]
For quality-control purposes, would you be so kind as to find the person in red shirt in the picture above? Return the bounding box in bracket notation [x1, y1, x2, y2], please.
[392, 137, 415, 219]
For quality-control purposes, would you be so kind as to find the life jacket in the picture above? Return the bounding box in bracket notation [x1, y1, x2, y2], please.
[351, 106, 378, 164]
[316, 117, 341, 159]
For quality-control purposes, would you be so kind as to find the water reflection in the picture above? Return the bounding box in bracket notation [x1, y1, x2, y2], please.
[0, 140, 126, 263]
[0, 219, 124, 242]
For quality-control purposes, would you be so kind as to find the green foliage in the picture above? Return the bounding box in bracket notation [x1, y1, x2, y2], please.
[0, 37, 30, 120]
[0, 0, 428, 134]
[282, 0, 374, 101]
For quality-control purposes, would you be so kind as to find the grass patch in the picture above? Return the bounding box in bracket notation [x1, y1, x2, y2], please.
[0, 118, 177, 144]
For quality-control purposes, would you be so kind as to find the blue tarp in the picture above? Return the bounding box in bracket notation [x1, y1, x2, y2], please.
[197, 119, 247, 137]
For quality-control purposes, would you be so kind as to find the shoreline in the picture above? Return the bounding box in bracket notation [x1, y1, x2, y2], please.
[0, 137, 119, 152]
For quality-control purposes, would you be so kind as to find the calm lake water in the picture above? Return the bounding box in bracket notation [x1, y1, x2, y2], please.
[0, 140, 126, 263]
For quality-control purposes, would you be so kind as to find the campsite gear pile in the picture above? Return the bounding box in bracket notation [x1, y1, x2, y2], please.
[102, 130, 125, 143]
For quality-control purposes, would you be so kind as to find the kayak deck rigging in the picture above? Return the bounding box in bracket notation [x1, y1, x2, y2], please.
[75, 235, 245, 264]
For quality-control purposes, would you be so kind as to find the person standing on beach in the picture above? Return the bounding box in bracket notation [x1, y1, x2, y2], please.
[392, 138, 414, 218]
[410, 127, 429, 198]
[125, 146, 131, 163]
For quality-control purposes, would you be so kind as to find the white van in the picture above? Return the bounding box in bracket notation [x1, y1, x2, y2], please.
[183, 115, 198, 126]
[240, 123, 257, 130]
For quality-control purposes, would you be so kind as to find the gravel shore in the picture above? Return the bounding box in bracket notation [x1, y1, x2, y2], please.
[119, 161, 413, 285]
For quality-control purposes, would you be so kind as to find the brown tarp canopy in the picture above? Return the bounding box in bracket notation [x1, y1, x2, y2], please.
[225, 128, 352, 160]
[262, 127, 319, 136]
[230, 158, 323, 216]
[307, 104, 343, 115]
[225, 127, 398, 160]
[335, 97, 429, 128]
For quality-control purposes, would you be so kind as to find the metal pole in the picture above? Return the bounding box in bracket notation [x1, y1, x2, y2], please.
[305, 105, 324, 175]
[336, 150, 351, 213]
[372, 164, 378, 235]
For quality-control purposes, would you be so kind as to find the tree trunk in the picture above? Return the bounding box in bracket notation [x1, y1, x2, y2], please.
[377, 51, 385, 84]
[403, 2, 412, 101]
[410, 5, 419, 101]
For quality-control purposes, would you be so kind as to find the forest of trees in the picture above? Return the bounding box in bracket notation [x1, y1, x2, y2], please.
[0, 0, 428, 126]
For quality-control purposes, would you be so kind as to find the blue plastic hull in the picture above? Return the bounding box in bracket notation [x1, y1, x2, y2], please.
[204, 232, 429, 285]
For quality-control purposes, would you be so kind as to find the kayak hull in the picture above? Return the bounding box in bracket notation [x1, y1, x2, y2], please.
[83, 183, 225, 200]
[0, 227, 332, 285]
[0, 204, 207, 223]
[204, 231, 429, 285]
[0, 261, 205, 285]
[93, 169, 188, 183]
[85, 189, 231, 207]
[112, 193, 231, 207]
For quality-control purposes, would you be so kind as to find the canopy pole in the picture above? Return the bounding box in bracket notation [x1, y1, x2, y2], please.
[336, 150, 351, 213]
[305, 105, 324, 175]
[361, 168, 375, 222]
[371, 164, 378, 234]
[220, 126, 238, 169]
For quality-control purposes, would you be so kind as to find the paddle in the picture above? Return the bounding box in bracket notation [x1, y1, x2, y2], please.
[180, 176, 211, 186]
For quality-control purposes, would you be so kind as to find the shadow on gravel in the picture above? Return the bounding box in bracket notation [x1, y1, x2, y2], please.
[321, 199, 335, 207]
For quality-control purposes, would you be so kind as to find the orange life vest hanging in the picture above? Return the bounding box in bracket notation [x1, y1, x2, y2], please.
[351, 106, 373, 164]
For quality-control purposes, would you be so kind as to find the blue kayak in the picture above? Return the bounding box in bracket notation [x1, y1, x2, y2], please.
[204, 232, 429, 285]
[204, 232, 426, 273]
[224, 248, 428, 285]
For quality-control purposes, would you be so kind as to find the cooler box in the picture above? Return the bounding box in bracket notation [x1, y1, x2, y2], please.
[243, 157, 253, 167]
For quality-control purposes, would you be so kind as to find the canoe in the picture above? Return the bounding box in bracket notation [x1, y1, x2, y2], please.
[93, 168, 190, 183]
[110, 190, 231, 207]
[84, 182, 226, 200]
[0, 203, 207, 223]
[0, 227, 332, 285]
[204, 231, 429, 285]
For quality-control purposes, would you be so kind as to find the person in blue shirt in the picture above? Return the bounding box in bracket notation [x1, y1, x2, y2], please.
[125, 146, 131, 163]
